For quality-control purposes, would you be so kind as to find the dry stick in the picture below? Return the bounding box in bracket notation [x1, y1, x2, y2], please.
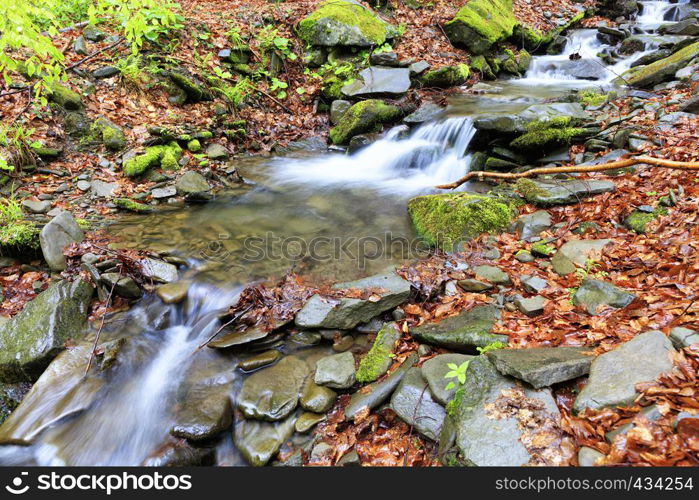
[256, 87, 293, 113]
[66, 38, 124, 73]
[192, 303, 254, 354]
[84, 279, 118, 376]
[435, 155, 699, 190]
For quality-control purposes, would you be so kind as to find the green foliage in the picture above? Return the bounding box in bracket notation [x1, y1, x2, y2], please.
[476, 340, 507, 355]
[0, 124, 41, 172]
[574, 258, 608, 281]
[444, 360, 470, 391]
[0, 197, 40, 253]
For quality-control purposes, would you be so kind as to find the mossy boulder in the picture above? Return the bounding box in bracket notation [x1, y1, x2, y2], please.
[169, 71, 211, 103]
[509, 116, 587, 151]
[471, 55, 496, 80]
[615, 41, 699, 88]
[92, 117, 126, 151]
[123, 143, 182, 177]
[420, 64, 470, 88]
[48, 84, 83, 110]
[114, 198, 152, 213]
[0, 279, 93, 383]
[328, 99, 402, 144]
[356, 323, 400, 383]
[0, 220, 40, 257]
[298, 0, 395, 47]
[408, 193, 515, 250]
[624, 207, 666, 234]
[444, 0, 517, 54]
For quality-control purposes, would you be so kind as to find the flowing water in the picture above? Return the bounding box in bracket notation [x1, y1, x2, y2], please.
[0, 0, 690, 466]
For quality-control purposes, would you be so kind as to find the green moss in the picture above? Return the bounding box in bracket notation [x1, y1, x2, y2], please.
[194, 130, 213, 140]
[0, 221, 40, 255]
[445, 386, 464, 417]
[510, 117, 585, 151]
[444, 0, 517, 54]
[298, 0, 390, 46]
[420, 64, 470, 88]
[114, 198, 152, 213]
[97, 120, 126, 151]
[356, 326, 395, 383]
[169, 71, 207, 102]
[48, 83, 83, 110]
[531, 242, 555, 257]
[187, 139, 202, 152]
[328, 99, 402, 144]
[578, 90, 607, 107]
[624, 207, 667, 233]
[615, 41, 699, 88]
[122, 143, 182, 177]
[515, 178, 548, 201]
[408, 193, 515, 250]
[160, 144, 182, 170]
[471, 55, 495, 79]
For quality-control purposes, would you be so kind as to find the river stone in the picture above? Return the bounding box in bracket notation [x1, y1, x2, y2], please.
[176, 171, 211, 196]
[238, 350, 281, 372]
[457, 278, 493, 292]
[206, 143, 228, 160]
[473, 265, 510, 285]
[344, 352, 418, 420]
[522, 180, 615, 206]
[330, 99, 351, 124]
[341, 66, 411, 97]
[21, 199, 51, 214]
[139, 258, 178, 283]
[514, 295, 546, 317]
[155, 280, 190, 304]
[208, 319, 289, 349]
[486, 347, 595, 389]
[300, 378, 337, 413]
[100, 273, 142, 299]
[151, 186, 176, 199]
[389, 368, 446, 441]
[403, 101, 443, 124]
[578, 446, 604, 466]
[355, 323, 400, 383]
[573, 331, 675, 414]
[0, 279, 93, 383]
[573, 279, 636, 315]
[295, 269, 411, 329]
[551, 239, 612, 275]
[90, 180, 119, 198]
[143, 439, 214, 467]
[234, 414, 296, 466]
[515, 210, 552, 240]
[410, 305, 506, 352]
[474, 103, 587, 135]
[421, 353, 474, 405]
[669, 327, 699, 348]
[605, 404, 663, 443]
[0, 343, 103, 444]
[521, 275, 548, 294]
[451, 356, 561, 466]
[295, 412, 325, 433]
[237, 356, 310, 421]
[314, 351, 355, 389]
[171, 370, 234, 441]
[40, 210, 84, 271]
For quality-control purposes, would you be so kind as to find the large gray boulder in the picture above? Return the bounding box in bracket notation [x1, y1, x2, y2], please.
[515, 210, 552, 240]
[573, 331, 675, 413]
[341, 66, 411, 97]
[409, 305, 506, 352]
[0, 279, 93, 383]
[40, 210, 84, 271]
[573, 279, 636, 315]
[295, 269, 411, 329]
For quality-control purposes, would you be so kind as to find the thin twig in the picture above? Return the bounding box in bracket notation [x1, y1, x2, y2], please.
[435, 155, 699, 190]
[66, 38, 124, 73]
[84, 278, 118, 376]
[256, 87, 293, 113]
[192, 303, 254, 353]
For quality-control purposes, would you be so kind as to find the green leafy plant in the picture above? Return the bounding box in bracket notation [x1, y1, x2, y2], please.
[477, 340, 507, 355]
[574, 258, 608, 281]
[269, 77, 288, 99]
[0, 124, 40, 172]
[444, 360, 470, 391]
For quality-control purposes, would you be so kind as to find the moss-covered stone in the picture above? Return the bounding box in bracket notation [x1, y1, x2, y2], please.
[512, 11, 584, 52]
[356, 324, 400, 383]
[48, 83, 83, 110]
[444, 0, 517, 54]
[624, 207, 667, 234]
[0, 221, 40, 256]
[187, 139, 202, 152]
[298, 0, 394, 47]
[615, 41, 699, 88]
[123, 143, 182, 177]
[510, 116, 586, 151]
[420, 64, 470, 88]
[408, 193, 515, 250]
[92, 117, 126, 151]
[114, 198, 153, 213]
[470, 55, 496, 80]
[169, 71, 210, 103]
[328, 99, 402, 144]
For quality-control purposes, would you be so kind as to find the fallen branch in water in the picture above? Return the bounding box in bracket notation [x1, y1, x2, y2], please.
[435, 155, 699, 190]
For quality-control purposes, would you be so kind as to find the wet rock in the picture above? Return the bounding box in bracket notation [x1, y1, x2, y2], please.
[238, 350, 282, 372]
[551, 239, 612, 275]
[100, 273, 142, 299]
[573, 331, 675, 413]
[474, 102, 587, 135]
[143, 439, 214, 466]
[341, 66, 411, 97]
[330, 99, 351, 125]
[420, 64, 470, 88]
[139, 258, 178, 283]
[0, 280, 93, 383]
[616, 41, 699, 88]
[289, 330, 322, 345]
[421, 353, 473, 405]
[300, 378, 337, 413]
[355, 323, 400, 383]
[370, 51, 399, 66]
[457, 278, 493, 292]
[176, 171, 211, 198]
[344, 352, 418, 420]
[90, 180, 119, 198]
[314, 352, 355, 389]
[155, 280, 190, 304]
[92, 66, 119, 79]
[515, 210, 552, 240]
[403, 101, 443, 124]
[338, 449, 360, 466]
[578, 446, 604, 466]
[206, 143, 228, 161]
[573, 279, 636, 315]
[408, 60, 430, 75]
[0, 343, 103, 444]
[237, 356, 310, 421]
[605, 404, 663, 443]
[390, 368, 445, 441]
[74, 35, 88, 55]
[295, 269, 411, 329]
[21, 199, 51, 214]
[487, 347, 595, 389]
[514, 295, 546, 317]
[332, 335, 354, 352]
[234, 414, 296, 466]
[295, 412, 325, 433]
[208, 319, 289, 349]
[450, 356, 561, 466]
[520, 179, 615, 206]
[40, 210, 84, 271]
[328, 99, 403, 145]
[410, 305, 506, 352]
[669, 327, 699, 349]
[473, 265, 510, 285]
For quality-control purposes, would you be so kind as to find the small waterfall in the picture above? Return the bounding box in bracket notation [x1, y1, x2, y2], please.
[273, 116, 476, 194]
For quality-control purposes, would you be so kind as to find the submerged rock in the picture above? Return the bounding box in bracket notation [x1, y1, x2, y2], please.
[573, 331, 675, 413]
[409, 305, 506, 352]
[234, 414, 296, 466]
[390, 368, 446, 441]
[486, 347, 595, 388]
[572, 279, 636, 315]
[237, 356, 310, 421]
[295, 269, 411, 329]
[0, 280, 93, 383]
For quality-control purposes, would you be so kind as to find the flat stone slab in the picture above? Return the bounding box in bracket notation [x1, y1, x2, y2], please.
[573, 278, 636, 315]
[410, 305, 507, 352]
[390, 368, 446, 441]
[341, 66, 411, 97]
[524, 180, 615, 206]
[487, 346, 595, 389]
[552, 239, 612, 275]
[573, 330, 675, 413]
